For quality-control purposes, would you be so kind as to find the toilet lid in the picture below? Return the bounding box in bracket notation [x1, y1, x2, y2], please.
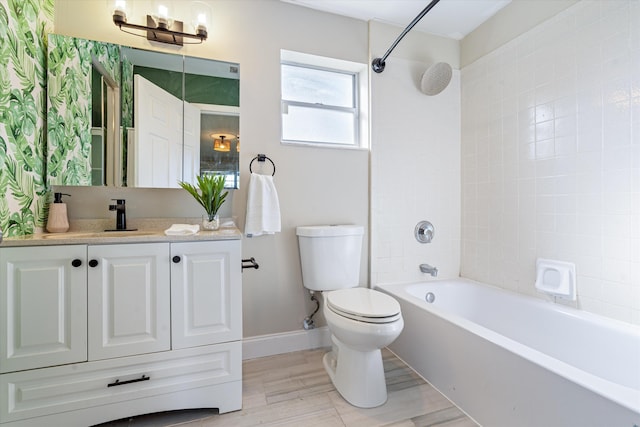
[326, 288, 401, 324]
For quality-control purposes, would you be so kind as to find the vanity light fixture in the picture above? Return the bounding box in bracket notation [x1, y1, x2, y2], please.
[212, 133, 235, 152]
[112, 0, 210, 46]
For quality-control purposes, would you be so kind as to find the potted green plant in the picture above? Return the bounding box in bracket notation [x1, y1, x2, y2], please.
[179, 174, 229, 230]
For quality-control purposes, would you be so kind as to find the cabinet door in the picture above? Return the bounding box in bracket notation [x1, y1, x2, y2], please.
[0, 245, 87, 373]
[87, 243, 170, 360]
[171, 240, 241, 349]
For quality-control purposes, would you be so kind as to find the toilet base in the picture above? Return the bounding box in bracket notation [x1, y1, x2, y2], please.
[323, 336, 388, 408]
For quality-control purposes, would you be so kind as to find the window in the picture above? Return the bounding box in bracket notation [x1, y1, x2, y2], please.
[280, 50, 368, 149]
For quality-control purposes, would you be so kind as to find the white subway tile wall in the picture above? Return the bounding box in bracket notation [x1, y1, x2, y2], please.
[371, 59, 462, 286]
[461, 0, 640, 325]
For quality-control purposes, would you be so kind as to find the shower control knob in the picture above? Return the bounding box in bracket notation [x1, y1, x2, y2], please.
[415, 221, 434, 243]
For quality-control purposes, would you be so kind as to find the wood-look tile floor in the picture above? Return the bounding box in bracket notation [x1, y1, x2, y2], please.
[98, 348, 477, 427]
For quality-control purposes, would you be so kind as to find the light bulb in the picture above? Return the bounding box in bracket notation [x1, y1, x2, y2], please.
[114, 0, 126, 13]
[152, 1, 174, 29]
[196, 13, 207, 31]
[191, 1, 211, 36]
[156, 4, 168, 27]
[113, 0, 127, 22]
[157, 4, 168, 19]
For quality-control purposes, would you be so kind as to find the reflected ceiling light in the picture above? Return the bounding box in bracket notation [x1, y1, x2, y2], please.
[212, 133, 235, 152]
[112, 0, 210, 46]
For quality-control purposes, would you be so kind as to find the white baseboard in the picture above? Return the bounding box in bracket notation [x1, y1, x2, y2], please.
[242, 327, 331, 360]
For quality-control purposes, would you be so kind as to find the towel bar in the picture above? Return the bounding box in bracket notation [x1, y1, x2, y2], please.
[249, 154, 276, 176]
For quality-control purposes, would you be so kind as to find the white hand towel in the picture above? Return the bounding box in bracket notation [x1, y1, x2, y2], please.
[164, 224, 200, 236]
[245, 173, 281, 237]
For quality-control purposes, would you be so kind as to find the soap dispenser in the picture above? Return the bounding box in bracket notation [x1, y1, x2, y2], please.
[46, 192, 71, 233]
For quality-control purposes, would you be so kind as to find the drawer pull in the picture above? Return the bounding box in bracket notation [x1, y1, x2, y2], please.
[107, 374, 150, 387]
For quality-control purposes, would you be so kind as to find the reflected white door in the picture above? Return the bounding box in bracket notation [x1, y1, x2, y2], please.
[183, 101, 201, 185]
[133, 75, 183, 188]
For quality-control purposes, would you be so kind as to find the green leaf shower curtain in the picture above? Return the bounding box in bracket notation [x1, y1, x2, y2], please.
[0, 0, 54, 236]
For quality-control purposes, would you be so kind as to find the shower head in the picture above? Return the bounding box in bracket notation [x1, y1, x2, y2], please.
[420, 62, 452, 96]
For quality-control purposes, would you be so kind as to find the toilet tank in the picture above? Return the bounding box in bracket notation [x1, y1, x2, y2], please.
[296, 225, 364, 291]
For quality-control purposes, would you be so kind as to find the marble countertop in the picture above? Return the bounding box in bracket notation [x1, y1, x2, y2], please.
[0, 217, 242, 247]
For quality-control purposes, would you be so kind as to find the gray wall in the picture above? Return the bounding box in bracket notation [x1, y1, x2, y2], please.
[54, 0, 370, 338]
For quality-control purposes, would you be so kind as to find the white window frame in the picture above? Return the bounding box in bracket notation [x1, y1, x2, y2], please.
[280, 50, 369, 150]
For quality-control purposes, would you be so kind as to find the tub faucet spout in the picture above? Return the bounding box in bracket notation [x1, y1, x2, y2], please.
[419, 263, 438, 277]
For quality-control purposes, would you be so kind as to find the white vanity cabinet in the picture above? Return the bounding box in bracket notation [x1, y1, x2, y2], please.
[171, 240, 241, 349]
[0, 245, 87, 374]
[88, 243, 170, 360]
[0, 237, 242, 427]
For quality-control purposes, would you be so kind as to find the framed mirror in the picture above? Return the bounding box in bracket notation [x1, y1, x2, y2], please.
[46, 34, 240, 189]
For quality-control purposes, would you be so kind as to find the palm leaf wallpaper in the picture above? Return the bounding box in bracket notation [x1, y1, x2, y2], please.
[0, 0, 53, 236]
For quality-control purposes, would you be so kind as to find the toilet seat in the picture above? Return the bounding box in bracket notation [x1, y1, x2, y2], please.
[326, 288, 401, 324]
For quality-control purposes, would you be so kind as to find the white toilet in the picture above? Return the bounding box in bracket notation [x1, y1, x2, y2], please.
[296, 225, 404, 408]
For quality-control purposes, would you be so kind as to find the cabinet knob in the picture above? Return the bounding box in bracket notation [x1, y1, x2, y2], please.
[172, 256, 181, 263]
[89, 259, 99, 268]
[71, 259, 82, 267]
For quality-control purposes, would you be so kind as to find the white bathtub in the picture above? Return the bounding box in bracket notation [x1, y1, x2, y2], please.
[377, 278, 640, 427]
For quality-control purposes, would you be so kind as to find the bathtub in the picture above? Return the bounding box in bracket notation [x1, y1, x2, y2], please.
[376, 278, 640, 427]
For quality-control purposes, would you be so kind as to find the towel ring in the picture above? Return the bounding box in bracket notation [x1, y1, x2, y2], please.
[249, 154, 276, 176]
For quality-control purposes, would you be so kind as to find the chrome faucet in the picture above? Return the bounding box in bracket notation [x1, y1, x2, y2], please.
[108, 199, 127, 230]
[419, 263, 438, 277]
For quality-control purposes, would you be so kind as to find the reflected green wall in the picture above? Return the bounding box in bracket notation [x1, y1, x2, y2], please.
[0, 0, 53, 236]
[134, 65, 240, 106]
